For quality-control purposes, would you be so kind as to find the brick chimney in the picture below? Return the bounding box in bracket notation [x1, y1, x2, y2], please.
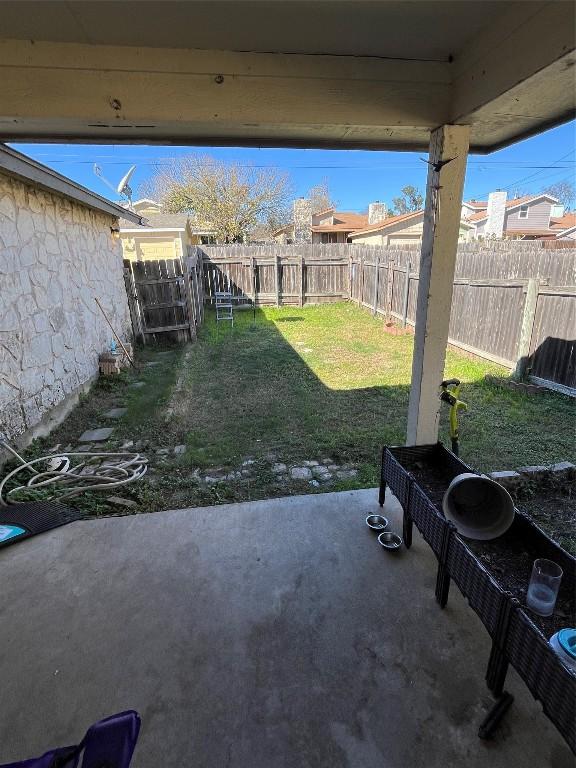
[368, 201, 387, 225]
[485, 191, 507, 238]
[293, 198, 313, 243]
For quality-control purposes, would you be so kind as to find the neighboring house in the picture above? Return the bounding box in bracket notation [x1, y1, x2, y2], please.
[124, 198, 163, 216]
[349, 210, 474, 245]
[550, 212, 576, 240]
[119, 211, 216, 261]
[274, 198, 387, 244]
[463, 191, 561, 239]
[0, 142, 139, 444]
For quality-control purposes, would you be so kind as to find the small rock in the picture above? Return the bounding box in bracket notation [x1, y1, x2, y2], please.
[47, 444, 61, 453]
[106, 496, 139, 509]
[550, 461, 575, 479]
[272, 462, 287, 474]
[74, 444, 93, 452]
[242, 459, 255, 466]
[327, 464, 340, 472]
[121, 440, 134, 450]
[312, 465, 331, 478]
[309, 479, 320, 487]
[204, 476, 219, 485]
[241, 469, 251, 476]
[63, 444, 74, 453]
[173, 445, 186, 455]
[490, 470, 522, 489]
[156, 448, 170, 456]
[290, 466, 313, 480]
[303, 460, 319, 467]
[336, 469, 358, 480]
[265, 452, 278, 462]
[321, 459, 333, 465]
[517, 465, 548, 480]
[78, 427, 114, 443]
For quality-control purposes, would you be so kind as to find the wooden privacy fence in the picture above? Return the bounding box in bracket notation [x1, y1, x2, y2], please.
[198, 242, 575, 392]
[123, 250, 204, 343]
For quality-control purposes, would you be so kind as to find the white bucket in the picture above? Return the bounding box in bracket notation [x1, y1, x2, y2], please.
[442, 473, 515, 540]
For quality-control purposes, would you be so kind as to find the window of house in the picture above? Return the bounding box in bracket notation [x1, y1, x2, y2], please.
[518, 205, 529, 219]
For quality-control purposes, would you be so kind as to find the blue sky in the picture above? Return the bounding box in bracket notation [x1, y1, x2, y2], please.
[11, 120, 575, 212]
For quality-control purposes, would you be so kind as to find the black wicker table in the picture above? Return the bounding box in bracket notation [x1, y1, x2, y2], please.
[380, 442, 576, 752]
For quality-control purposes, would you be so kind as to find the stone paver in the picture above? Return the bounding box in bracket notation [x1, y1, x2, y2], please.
[303, 460, 319, 467]
[78, 427, 114, 443]
[103, 407, 127, 419]
[106, 496, 139, 509]
[272, 462, 287, 474]
[290, 466, 312, 480]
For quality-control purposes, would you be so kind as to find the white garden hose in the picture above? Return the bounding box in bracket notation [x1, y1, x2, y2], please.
[0, 442, 148, 506]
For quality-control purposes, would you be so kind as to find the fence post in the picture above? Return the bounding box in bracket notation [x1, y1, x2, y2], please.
[300, 255, 305, 307]
[275, 253, 281, 307]
[402, 261, 411, 327]
[385, 256, 395, 321]
[183, 257, 197, 341]
[513, 278, 539, 380]
[373, 255, 380, 316]
[123, 264, 145, 345]
[360, 254, 365, 307]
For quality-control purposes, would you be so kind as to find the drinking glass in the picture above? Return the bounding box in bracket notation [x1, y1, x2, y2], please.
[526, 558, 563, 617]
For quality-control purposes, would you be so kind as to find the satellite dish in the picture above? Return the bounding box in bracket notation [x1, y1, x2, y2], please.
[93, 163, 137, 208]
[117, 165, 137, 204]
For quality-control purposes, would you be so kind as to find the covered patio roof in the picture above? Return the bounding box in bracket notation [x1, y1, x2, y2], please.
[0, 489, 571, 765]
[0, 1, 574, 152]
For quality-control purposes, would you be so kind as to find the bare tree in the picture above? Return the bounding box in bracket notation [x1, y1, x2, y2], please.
[542, 179, 575, 210]
[391, 185, 424, 214]
[308, 179, 337, 213]
[141, 155, 292, 242]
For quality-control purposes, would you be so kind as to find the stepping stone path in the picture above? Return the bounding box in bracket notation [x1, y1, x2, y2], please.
[129, 381, 146, 389]
[290, 466, 313, 480]
[103, 407, 127, 419]
[78, 427, 114, 443]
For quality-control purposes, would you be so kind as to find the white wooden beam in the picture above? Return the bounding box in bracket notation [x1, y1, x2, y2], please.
[0, 39, 449, 145]
[406, 125, 470, 446]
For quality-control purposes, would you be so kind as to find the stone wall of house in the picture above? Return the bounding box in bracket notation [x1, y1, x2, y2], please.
[293, 198, 313, 243]
[0, 172, 130, 442]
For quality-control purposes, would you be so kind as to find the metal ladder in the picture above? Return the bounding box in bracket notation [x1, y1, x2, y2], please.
[215, 291, 234, 326]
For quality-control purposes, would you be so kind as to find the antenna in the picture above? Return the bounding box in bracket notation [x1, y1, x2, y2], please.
[93, 163, 137, 208]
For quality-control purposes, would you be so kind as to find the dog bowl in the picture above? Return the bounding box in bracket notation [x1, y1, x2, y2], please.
[378, 531, 403, 550]
[366, 514, 389, 531]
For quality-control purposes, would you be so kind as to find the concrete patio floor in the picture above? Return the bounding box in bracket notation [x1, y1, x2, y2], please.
[0, 489, 572, 767]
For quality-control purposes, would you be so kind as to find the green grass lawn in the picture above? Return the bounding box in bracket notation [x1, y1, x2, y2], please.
[12, 302, 575, 517]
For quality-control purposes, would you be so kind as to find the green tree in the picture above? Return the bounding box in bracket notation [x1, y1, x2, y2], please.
[392, 185, 424, 215]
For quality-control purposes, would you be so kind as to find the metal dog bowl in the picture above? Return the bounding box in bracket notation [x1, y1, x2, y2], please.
[366, 514, 389, 531]
[378, 531, 403, 550]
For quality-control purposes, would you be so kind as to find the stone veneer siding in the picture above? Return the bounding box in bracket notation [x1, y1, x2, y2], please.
[0, 172, 131, 441]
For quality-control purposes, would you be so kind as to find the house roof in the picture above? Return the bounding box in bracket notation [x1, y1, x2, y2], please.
[349, 210, 423, 237]
[550, 212, 576, 231]
[0, 143, 141, 223]
[312, 211, 369, 232]
[467, 194, 558, 223]
[462, 200, 488, 209]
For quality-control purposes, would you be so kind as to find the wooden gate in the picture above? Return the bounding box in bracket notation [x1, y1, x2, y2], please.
[123, 256, 204, 343]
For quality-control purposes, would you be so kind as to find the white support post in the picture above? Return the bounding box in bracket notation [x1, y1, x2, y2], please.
[406, 125, 470, 446]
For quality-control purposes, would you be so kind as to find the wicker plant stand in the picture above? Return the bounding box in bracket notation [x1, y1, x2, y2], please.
[380, 442, 576, 752]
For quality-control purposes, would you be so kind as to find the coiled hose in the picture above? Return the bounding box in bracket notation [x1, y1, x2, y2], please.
[0, 441, 148, 506]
